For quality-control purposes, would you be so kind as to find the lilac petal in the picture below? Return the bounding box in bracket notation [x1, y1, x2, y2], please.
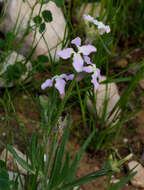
[60, 74, 67, 79]
[65, 74, 74, 81]
[71, 37, 81, 46]
[96, 68, 102, 79]
[41, 79, 53, 90]
[91, 73, 99, 90]
[84, 55, 92, 64]
[82, 66, 93, 73]
[72, 54, 84, 72]
[55, 78, 66, 96]
[57, 48, 73, 59]
[80, 45, 97, 55]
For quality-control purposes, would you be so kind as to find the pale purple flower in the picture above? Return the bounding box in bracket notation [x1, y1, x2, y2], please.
[41, 74, 74, 98]
[83, 63, 102, 90]
[57, 37, 97, 72]
[83, 14, 110, 35]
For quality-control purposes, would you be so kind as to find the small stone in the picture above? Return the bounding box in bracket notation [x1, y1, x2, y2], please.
[87, 76, 120, 125]
[123, 138, 128, 143]
[139, 79, 144, 89]
[116, 58, 128, 68]
[128, 161, 144, 188]
[2, 132, 6, 136]
[110, 179, 120, 184]
[0, 147, 31, 175]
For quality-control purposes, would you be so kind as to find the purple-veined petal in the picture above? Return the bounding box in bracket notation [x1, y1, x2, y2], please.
[84, 55, 92, 64]
[72, 54, 84, 72]
[65, 74, 74, 81]
[41, 79, 53, 90]
[55, 78, 66, 96]
[71, 37, 81, 46]
[57, 48, 73, 59]
[91, 73, 99, 90]
[82, 66, 93, 73]
[79, 45, 97, 55]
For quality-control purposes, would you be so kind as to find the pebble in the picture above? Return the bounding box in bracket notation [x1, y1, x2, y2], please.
[87, 76, 121, 125]
[110, 179, 120, 184]
[139, 79, 144, 89]
[116, 58, 128, 68]
[128, 160, 144, 188]
[123, 138, 128, 143]
[2, 132, 6, 136]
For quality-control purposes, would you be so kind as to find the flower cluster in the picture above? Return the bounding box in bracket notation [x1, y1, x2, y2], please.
[41, 74, 74, 99]
[83, 14, 110, 35]
[57, 37, 96, 72]
[41, 36, 103, 97]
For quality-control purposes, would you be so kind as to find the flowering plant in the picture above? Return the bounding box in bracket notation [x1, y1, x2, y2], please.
[41, 36, 101, 97]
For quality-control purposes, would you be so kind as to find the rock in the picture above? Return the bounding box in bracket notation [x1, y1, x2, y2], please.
[87, 76, 120, 125]
[128, 160, 144, 188]
[0, 147, 31, 175]
[0, 51, 32, 87]
[0, 0, 66, 61]
[116, 58, 128, 68]
[8, 171, 25, 190]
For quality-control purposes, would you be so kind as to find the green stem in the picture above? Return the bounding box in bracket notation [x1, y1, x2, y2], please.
[76, 83, 87, 128]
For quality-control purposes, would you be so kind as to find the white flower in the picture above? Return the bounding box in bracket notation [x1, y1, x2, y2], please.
[97, 21, 110, 35]
[83, 14, 110, 35]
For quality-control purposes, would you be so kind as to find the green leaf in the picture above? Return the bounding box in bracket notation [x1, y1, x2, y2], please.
[42, 10, 53, 22]
[48, 119, 71, 188]
[0, 160, 6, 169]
[37, 55, 49, 63]
[66, 130, 95, 183]
[60, 169, 112, 190]
[33, 15, 42, 25]
[41, 0, 50, 4]
[39, 22, 46, 33]
[102, 77, 132, 84]
[7, 145, 34, 174]
[53, 0, 64, 7]
[110, 172, 136, 190]
[116, 62, 144, 109]
[0, 170, 12, 190]
[1, 61, 27, 83]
